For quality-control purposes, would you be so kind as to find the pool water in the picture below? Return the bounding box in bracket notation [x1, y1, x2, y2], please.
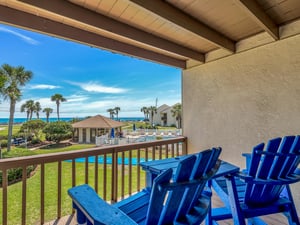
[136, 135, 176, 142]
[65, 156, 148, 165]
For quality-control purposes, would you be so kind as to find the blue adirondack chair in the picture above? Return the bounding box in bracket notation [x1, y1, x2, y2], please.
[68, 147, 222, 225]
[209, 136, 300, 225]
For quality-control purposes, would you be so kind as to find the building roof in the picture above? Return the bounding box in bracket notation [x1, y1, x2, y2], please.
[1, 0, 299, 69]
[72, 115, 124, 129]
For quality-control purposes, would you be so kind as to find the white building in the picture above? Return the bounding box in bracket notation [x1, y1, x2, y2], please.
[151, 103, 179, 127]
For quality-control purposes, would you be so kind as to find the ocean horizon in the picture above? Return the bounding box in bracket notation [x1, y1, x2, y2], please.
[0, 117, 144, 124]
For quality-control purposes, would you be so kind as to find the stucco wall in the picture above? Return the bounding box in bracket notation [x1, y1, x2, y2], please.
[182, 34, 300, 210]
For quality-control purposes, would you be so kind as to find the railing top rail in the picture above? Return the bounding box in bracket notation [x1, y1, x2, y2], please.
[0, 136, 187, 170]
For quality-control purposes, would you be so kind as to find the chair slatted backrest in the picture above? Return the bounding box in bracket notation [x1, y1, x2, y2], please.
[146, 148, 221, 225]
[245, 136, 300, 206]
[175, 148, 222, 221]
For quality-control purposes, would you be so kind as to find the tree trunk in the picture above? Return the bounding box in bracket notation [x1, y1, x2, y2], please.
[57, 104, 60, 121]
[7, 100, 16, 152]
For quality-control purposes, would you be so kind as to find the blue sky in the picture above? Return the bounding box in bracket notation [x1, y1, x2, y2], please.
[0, 24, 181, 118]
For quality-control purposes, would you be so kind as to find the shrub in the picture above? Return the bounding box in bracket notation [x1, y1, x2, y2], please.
[0, 165, 36, 187]
[0, 139, 7, 148]
[43, 121, 72, 143]
[20, 119, 46, 140]
[31, 137, 41, 145]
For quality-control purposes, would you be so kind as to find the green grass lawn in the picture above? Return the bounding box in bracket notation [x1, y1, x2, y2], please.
[0, 124, 21, 136]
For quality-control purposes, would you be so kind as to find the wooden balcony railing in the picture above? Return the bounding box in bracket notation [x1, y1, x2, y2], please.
[0, 137, 187, 225]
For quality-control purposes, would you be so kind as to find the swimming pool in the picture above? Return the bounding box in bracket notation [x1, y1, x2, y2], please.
[135, 135, 176, 142]
[65, 156, 148, 165]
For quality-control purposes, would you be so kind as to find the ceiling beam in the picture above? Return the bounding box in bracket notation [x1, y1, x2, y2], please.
[0, 5, 186, 69]
[129, 0, 235, 53]
[235, 0, 279, 40]
[17, 0, 204, 62]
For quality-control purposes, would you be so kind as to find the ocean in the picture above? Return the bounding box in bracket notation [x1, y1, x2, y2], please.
[0, 117, 144, 124]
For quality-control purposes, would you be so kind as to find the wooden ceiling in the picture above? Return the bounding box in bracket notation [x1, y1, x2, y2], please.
[0, 0, 300, 68]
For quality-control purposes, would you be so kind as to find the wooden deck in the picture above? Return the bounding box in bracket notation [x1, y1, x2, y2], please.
[44, 191, 291, 225]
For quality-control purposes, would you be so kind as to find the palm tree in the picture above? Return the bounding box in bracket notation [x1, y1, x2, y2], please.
[107, 108, 115, 119]
[140, 106, 149, 121]
[43, 107, 53, 123]
[20, 100, 35, 121]
[148, 106, 157, 126]
[171, 103, 182, 129]
[51, 93, 66, 121]
[114, 106, 121, 120]
[0, 64, 33, 151]
[0, 75, 6, 92]
[34, 101, 42, 119]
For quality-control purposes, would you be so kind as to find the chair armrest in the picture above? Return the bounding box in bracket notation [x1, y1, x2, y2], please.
[234, 172, 300, 185]
[242, 153, 252, 173]
[68, 184, 137, 225]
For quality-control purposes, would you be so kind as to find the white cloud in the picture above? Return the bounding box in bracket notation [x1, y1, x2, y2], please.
[28, 84, 60, 90]
[68, 81, 128, 94]
[0, 26, 39, 45]
[65, 94, 89, 103]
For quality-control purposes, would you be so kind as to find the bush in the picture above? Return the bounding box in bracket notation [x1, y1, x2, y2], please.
[0, 139, 7, 148]
[0, 165, 36, 187]
[20, 119, 46, 140]
[43, 121, 72, 143]
[31, 137, 41, 145]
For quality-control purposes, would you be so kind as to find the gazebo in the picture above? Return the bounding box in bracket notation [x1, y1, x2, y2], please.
[72, 115, 124, 144]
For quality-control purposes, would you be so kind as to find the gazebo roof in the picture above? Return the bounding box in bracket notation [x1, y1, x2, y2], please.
[72, 115, 124, 129]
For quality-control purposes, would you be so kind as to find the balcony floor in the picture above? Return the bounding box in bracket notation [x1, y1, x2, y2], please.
[44, 192, 290, 225]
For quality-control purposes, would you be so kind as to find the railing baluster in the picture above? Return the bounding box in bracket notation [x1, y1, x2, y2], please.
[85, 156, 88, 184]
[159, 145, 162, 159]
[165, 144, 168, 158]
[121, 152, 125, 199]
[22, 166, 27, 225]
[72, 159, 76, 187]
[152, 146, 155, 160]
[111, 150, 118, 203]
[128, 150, 132, 195]
[103, 154, 107, 200]
[57, 161, 62, 218]
[95, 155, 98, 193]
[41, 163, 45, 224]
[2, 169, 7, 225]
[137, 149, 141, 191]
[145, 147, 149, 161]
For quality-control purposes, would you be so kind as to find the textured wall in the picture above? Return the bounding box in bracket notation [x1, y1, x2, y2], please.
[183, 34, 300, 164]
[182, 34, 300, 210]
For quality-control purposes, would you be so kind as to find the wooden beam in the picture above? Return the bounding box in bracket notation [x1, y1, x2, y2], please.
[129, 0, 235, 53]
[0, 5, 186, 69]
[235, 0, 279, 40]
[17, 0, 204, 62]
